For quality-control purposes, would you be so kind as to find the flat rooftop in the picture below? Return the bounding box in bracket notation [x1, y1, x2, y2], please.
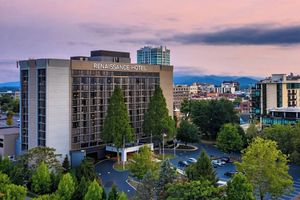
[0, 127, 19, 136]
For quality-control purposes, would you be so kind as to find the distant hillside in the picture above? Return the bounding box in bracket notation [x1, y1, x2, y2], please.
[174, 75, 260, 88]
[0, 81, 20, 88]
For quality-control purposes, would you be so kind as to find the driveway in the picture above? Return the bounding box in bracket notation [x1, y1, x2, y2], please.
[95, 144, 300, 199]
[95, 159, 136, 198]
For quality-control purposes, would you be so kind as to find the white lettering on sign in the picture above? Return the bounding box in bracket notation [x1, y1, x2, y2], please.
[93, 63, 146, 71]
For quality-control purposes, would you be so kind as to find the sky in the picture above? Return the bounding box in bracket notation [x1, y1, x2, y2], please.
[1, 0, 300, 83]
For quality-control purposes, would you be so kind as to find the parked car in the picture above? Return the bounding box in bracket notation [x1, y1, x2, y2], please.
[211, 159, 225, 166]
[216, 180, 227, 187]
[187, 158, 197, 164]
[224, 171, 237, 177]
[220, 156, 231, 163]
[178, 160, 189, 168]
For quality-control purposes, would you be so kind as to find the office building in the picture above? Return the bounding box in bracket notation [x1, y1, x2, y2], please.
[0, 128, 19, 158]
[221, 81, 240, 94]
[19, 50, 173, 160]
[137, 46, 170, 65]
[173, 85, 189, 110]
[251, 73, 300, 126]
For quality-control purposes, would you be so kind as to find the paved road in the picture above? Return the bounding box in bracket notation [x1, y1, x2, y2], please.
[95, 144, 300, 199]
[95, 160, 136, 198]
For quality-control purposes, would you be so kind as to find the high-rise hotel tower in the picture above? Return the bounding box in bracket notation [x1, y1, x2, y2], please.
[19, 50, 173, 160]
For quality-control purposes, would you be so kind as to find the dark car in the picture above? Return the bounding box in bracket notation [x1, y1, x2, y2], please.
[220, 157, 231, 163]
[224, 171, 237, 177]
[178, 160, 189, 168]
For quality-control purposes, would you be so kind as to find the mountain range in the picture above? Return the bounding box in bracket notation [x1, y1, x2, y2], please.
[174, 75, 261, 88]
[0, 81, 20, 88]
[0, 76, 260, 89]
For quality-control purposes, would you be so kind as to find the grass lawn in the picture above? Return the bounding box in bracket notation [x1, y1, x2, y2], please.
[113, 162, 130, 171]
[155, 153, 175, 160]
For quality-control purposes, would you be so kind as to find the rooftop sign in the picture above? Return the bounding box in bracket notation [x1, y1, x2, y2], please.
[93, 63, 146, 71]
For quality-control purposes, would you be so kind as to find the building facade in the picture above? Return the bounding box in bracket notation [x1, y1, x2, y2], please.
[0, 128, 19, 158]
[19, 50, 173, 160]
[251, 73, 300, 126]
[173, 85, 189, 110]
[137, 46, 170, 65]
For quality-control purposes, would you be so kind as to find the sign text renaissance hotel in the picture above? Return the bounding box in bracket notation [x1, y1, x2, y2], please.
[19, 50, 173, 160]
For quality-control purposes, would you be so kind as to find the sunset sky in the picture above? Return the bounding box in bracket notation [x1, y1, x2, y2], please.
[1, 0, 300, 82]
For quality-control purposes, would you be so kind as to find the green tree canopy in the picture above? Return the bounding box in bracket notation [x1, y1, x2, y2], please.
[143, 86, 175, 141]
[135, 170, 157, 200]
[73, 176, 90, 200]
[225, 173, 255, 200]
[20, 146, 62, 172]
[236, 137, 293, 200]
[166, 180, 221, 200]
[262, 124, 295, 155]
[176, 120, 199, 145]
[75, 157, 97, 182]
[62, 155, 70, 173]
[84, 179, 103, 200]
[246, 123, 259, 143]
[128, 146, 159, 180]
[156, 159, 176, 199]
[191, 99, 238, 139]
[102, 86, 135, 163]
[31, 161, 52, 194]
[186, 150, 218, 184]
[0, 172, 27, 200]
[216, 123, 244, 152]
[108, 184, 118, 200]
[57, 173, 75, 200]
[117, 192, 127, 200]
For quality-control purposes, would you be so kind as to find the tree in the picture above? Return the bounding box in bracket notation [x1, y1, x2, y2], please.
[186, 150, 218, 184]
[191, 99, 238, 139]
[156, 159, 176, 199]
[216, 123, 244, 152]
[2, 184, 27, 200]
[262, 124, 294, 155]
[135, 171, 157, 200]
[108, 184, 118, 200]
[180, 99, 192, 118]
[75, 157, 97, 182]
[225, 173, 255, 200]
[20, 146, 62, 172]
[176, 120, 199, 145]
[73, 176, 90, 200]
[0, 172, 27, 200]
[32, 194, 59, 200]
[128, 146, 159, 179]
[143, 86, 176, 145]
[57, 173, 75, 200]
[84, 179, 103, 200]
[166, 180, 221, 200]
[102, 86, 134, 163]
[31, 161, 52, 194]
[0, 156, 14, 175]
[236, 137, 293, 200]
[117, 192, 127, 200]
[62, 155, 70, 173]
[246, 123, 259, 143]
[6, 111, 14, 126]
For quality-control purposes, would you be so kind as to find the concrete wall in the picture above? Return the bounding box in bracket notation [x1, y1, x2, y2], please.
[46, 59, 71, 160]
[28, 60, 38, 149]
[266, 84, 277, 110]
[159, 65, 174, 117]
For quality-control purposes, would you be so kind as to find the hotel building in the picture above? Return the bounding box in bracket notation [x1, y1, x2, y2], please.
[251, 73, 300, 126]
[19, 50, 173, 160]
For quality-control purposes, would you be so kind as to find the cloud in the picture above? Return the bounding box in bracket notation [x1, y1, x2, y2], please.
[67, 41, 95, 47]
[79, 23, 151, 36]
[166, 25, 300, 46]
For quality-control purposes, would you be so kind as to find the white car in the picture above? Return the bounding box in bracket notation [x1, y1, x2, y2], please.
[211, 159, 225, 166]
[217, 180, 227, 187]
[187, 158, 197, 164]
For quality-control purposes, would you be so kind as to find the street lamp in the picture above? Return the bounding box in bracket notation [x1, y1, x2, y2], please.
[162, 129, 167, 160]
